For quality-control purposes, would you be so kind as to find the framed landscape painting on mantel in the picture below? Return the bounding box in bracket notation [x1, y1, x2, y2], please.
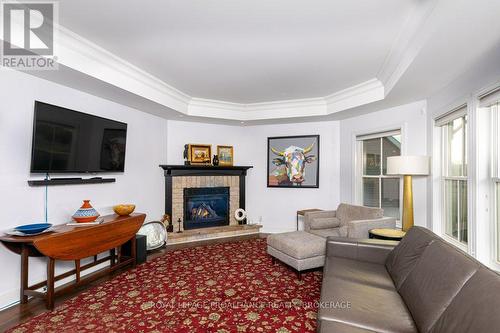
[217, 145, 234, 166]
[267, 135, 320, 188]
[187, 144, 212, 165]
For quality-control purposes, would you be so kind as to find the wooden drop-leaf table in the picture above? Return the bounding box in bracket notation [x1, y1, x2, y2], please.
[0, 213, 146, 310]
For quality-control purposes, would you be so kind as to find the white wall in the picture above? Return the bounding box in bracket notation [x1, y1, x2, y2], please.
[167, 120, 249, 165]
[166, 120, 341, 233]
[339, 100, 429, 227]
[242, 122, 341, 233]
[0, 70, 168, 308]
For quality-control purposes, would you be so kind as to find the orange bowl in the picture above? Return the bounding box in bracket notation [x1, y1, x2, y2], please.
[113, 204, 136, 216]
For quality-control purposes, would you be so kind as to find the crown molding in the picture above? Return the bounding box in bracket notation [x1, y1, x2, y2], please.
[187, 99, 246, 120]
[377, 0, 440, 96]
[56, 24, 191, 112]
[245, 98, 327, 120]
[325, 79, 385, 114]
[188, 79, 384, 121]
[188, 97, 327, 121]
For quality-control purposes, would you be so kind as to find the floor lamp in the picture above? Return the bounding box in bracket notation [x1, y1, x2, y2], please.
[387, 156, 430, 232]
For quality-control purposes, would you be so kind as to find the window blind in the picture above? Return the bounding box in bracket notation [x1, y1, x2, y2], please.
[356, 129, 401, 141]
[435, 105, 467, 127]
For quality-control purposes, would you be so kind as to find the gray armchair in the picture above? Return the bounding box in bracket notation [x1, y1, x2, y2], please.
[304, 203, 396, 239]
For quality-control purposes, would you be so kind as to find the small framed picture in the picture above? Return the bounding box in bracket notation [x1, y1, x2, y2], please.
[217, 145, 234, 166]
[188, 144, 212, 165]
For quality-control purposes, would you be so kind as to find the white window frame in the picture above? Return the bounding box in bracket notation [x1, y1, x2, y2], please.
[473, 84, 500, 269]
[355, 129, 402, 221]
[489, 101, 500, 264]
[438, 109, 469, 251]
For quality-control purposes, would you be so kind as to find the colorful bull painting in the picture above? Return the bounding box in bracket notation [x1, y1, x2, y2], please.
[267, 135, 320, 188]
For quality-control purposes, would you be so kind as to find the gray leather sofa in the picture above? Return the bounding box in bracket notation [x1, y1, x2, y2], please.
[318, 226, 500, 333]
[304, 203, 396, 238]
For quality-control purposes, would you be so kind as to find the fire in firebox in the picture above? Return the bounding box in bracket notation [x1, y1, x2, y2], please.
[191, 203, 219, 220]
[184, 187, 230, 230]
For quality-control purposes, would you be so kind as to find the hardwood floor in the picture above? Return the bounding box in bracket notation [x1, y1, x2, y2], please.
[0, 233, 266, 332]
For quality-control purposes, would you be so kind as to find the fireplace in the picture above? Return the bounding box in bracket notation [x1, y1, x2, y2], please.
[160, 165, 252, 232]
[183, 187, 230, 230]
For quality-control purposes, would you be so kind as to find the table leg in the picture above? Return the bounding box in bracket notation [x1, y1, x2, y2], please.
[117, 246, 122, 264]
[75, 260, 81, 283]
[46, 257, 55, 310]
[296, 213, 299, 231]
[110, 248, 116, 266]
[131, 236, 137, 268]
[20, 245, 29, 304]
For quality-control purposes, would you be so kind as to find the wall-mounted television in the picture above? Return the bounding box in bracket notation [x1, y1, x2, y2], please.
[30, 101, 128, 173]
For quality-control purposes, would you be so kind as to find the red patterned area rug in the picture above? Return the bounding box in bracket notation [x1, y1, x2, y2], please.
[9, 238, 322, 333]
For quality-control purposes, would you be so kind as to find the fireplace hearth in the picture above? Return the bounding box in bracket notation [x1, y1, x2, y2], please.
[183, 187, 230, 230]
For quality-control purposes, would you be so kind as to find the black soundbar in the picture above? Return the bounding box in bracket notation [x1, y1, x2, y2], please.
[27, 178, 116, 186]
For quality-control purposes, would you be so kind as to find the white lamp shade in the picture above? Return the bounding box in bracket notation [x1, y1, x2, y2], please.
[386, 156, 430, 176]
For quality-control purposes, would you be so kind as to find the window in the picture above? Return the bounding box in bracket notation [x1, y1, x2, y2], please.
[357, 131, 401, 219]
[438, 108, 468, 245]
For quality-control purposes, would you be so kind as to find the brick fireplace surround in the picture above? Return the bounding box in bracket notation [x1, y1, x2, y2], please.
[159, 165, 253, 233]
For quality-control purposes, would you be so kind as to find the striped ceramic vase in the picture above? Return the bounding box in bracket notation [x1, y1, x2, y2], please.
[72, 200, 100, 223]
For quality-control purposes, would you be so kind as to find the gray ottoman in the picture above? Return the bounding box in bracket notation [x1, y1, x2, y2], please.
[267, 231, 326, 278]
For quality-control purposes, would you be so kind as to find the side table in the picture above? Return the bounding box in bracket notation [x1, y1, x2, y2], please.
[296, 209, 323, 231]
[369, 228, 406, 241]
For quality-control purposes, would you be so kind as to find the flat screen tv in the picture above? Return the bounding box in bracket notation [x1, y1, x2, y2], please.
[31, 101, 128, 173]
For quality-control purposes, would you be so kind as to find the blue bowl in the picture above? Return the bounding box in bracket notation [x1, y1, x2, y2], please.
[14, 223, 53, 234]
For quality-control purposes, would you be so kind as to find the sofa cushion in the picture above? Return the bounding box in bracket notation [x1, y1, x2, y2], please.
[399, 240, 480, 333]
[336, 203, 383, 226]
[318, 275, 417, 333]
[266, 231, 325, 259]
[429, 267, 500, 333]
[385, 226, 439, 289]
[310, 217, 341, 230]
[324, 256, 395, 290]
[309, 226, 347, 238]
